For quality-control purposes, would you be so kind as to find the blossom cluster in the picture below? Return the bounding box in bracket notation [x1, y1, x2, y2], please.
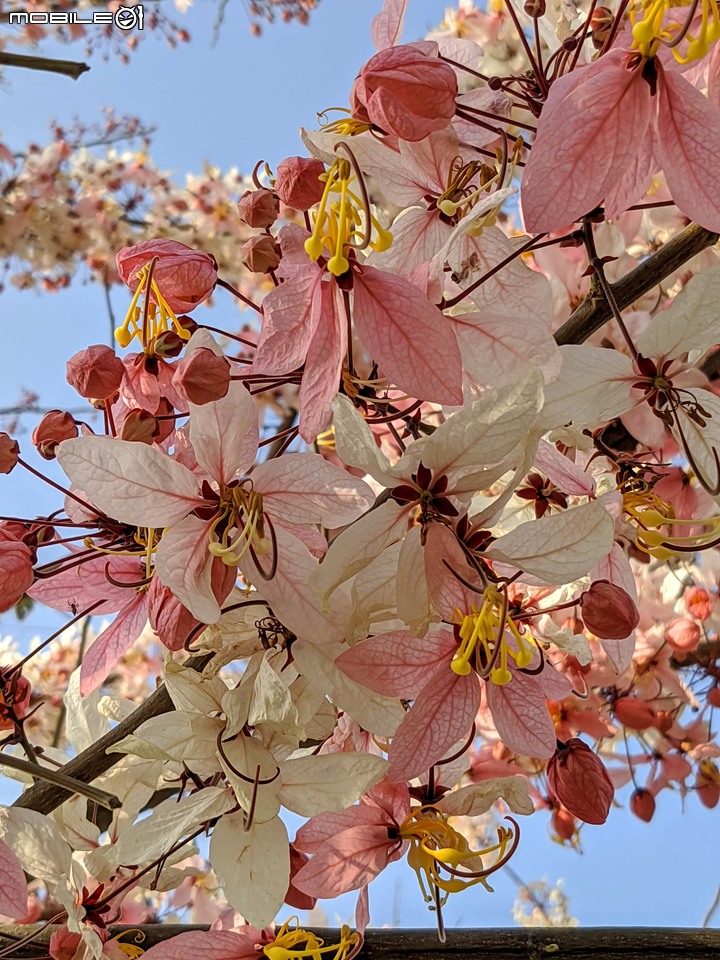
[1, 0, 720, 956]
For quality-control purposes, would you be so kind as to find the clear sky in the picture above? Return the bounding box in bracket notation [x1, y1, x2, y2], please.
[0, 0, 717, 931]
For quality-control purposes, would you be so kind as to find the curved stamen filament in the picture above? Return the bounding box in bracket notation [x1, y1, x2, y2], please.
[114, 261, 191, 352]
[452, 588, 536, 683]
[399, 808, 518, 906]
[264, 920, 362, 960]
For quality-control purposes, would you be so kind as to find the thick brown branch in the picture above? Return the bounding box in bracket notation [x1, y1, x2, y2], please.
[0, 52, 89, 80]
[0, 925, 718, 958]
[555, 223, 719, 346]
[10, 653, 212, 815]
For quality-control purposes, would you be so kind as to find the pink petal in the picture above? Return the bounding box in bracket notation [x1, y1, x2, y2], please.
[292, 824, 400, 897]
[251, 266, 324, 374]
[142, 930, 260, 960]
[656, 64, 720, 231]
[255, 453, 372, 528]
[154, 514, 221, 624]
[189, 381, 259, 486]
[387, 668, 480, 781]
[297, 279, 346, 442]
[533, 439, 596, 497]
[0, 839, 28, 919]
[486, 668, 556, 758]
[337, 628, 457, 698]
[371, 0, 407, 49]
[28, 554, 143, 614]
[352, 266, 463, 405]
[79, 592, 148, 695]
[57, 437, 202, 529]
[521, 50, 652, 232]
[424, 523, 485, 619]
[294, 805, 386, 854]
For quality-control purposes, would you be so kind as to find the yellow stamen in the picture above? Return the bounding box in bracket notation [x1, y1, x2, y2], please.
[110, 930, 145, 958]
[208, 485, 269, 565]
[398, 806, 516, 906]
[622, 487, 720, 557]
[452, 589, 536, 683]
[304, 158, 392, 274]
[263, 919, 361, 960]
[114, 262, 192, 353]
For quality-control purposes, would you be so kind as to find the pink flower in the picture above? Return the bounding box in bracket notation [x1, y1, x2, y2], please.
[521, 49, 720, 232]
[116, 239, 218, 314]
[293, 781, 411, 897]
[350, 43, 458, 141]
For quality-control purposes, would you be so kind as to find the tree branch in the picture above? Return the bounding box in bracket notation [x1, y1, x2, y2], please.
[554, 223, 719, 346]
[0, 925, 718, 958]
[0, 52, 89, 80]
[10, 653, 212, 815]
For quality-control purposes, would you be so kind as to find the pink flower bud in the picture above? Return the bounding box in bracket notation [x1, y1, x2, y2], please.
[579, 580, 639, 639]
[350, 43, 458, 142]
[274, 156, 326, 211]
[0, 541, 34, 613]
[708, 685, 720, 709]
[116, 239, 218, 314]
[613, 696, 656, 731]
[173, 347, 231, 405]
[237, 187, 280, 228]
[0, 434, 20, 474]
[66, 344, 125, 400]
[546, 738, 614, 824]
[665, 617, 701, 652]
[629, 788, 656, 822]
[654, 710, 674, 733]
[240, 235, 281, 273]
[550, 805, 577, 841]
[31, 410, 78, 460]
[684, 586, 713, 621]
[120, 409, 159, 445]
[696, 760, 720, 808]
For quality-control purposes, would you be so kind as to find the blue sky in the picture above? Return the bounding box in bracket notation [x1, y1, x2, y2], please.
[0, 0, 717, 930]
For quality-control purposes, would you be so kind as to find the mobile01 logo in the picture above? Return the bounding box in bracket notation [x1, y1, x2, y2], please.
[7, 4, 145, 30]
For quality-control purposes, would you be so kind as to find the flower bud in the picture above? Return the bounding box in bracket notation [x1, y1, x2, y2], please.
[237, 187, 280, 228]
[350, 43, 458, 141]
[120, 409, 159, 445]
[546, 738, 614, 824]
[0, 434, 20, 474]
[550, 806, 576, 842]
[590, 6, 614, 46]
[684, 586, 713, 620]
[665, 617, 701, 652]
[274, 156, 326, 211]
[696, 760, 720, 809]
[524, 0, 546, 15]
[153, 330, 185, 359]
[0, 541, 34, 613]
[32, 410, 78, 460]
[654, 710, 674, 733]
[116, 239, 218, 314]
[173, 347, 231, 405]
[579, 580, 639, 639]
[629, 788, 656, 822]
[708, 685, 720, 709]
[240, 234, 282, 273]
[613, 696, 656, 730]
[66, 344, 125, 400]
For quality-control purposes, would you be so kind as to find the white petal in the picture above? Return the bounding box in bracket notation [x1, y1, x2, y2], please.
[57, 436, 201, 528]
